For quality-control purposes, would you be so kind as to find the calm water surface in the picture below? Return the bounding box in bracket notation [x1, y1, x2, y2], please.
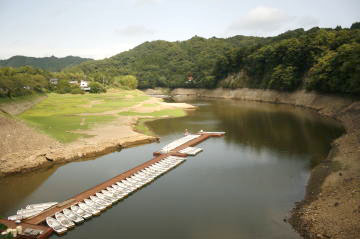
[0, 99, 343, 239]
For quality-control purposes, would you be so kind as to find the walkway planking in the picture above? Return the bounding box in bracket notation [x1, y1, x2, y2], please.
[24, 154, 170, 225]
[14, 132, 225, 237]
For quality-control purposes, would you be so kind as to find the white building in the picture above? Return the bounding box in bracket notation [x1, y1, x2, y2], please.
[80, 80, 88, 88]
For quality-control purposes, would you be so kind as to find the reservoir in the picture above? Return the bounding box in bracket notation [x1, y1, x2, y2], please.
[0, 99, 343, 239]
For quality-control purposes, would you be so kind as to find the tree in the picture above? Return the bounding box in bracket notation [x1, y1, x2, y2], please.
[350, 22, 360, 30]
[112, 75, 138, 89]
[89, 82, 106, 93]
[268, 65, 299, 91]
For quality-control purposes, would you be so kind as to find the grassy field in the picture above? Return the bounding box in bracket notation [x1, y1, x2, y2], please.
[18, 90, 187, 142]
[19, 90, 151, 142]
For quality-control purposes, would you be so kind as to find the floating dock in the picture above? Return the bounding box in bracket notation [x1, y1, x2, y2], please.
[1, 132, 225, 238]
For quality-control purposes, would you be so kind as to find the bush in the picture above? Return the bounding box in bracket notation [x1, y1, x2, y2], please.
[70, 87, 84, 94]
[112, 75, 138, 89]
[89, 82, 106, 93]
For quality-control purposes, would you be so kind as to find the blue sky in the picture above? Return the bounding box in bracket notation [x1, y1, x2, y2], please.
[0, 0, 359, 59]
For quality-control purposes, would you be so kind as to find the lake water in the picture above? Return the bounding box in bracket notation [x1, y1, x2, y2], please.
[0, 99, 343, 239]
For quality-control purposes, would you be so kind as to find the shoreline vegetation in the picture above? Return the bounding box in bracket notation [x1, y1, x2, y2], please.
[150, 87, 358, 239]
[0, 89, 195, 177]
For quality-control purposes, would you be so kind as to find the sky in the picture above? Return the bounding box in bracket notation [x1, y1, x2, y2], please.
[0, 0, 359, 60]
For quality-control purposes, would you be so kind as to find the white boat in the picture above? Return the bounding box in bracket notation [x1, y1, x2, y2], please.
[121, 180, 138, 189]
[26, 202, 57, 210]
[96, 192, 117, 203]
[129, 176, 143, 182]
[11, 209, 43, 220]
[101, 189, 118, 199]
[55, 212, 75, 228]
[112, 185, 131, 194]
[124, 179, 141, 187]
[8, 215, 24, 221]
[90, 195, 112, 207]
[70, 205, 92, 219]
[116, 182, 134, 191]
[78, 202, 100, 216]
[63, 208, 84, 224]
[46, 217, 67, 235]
[17, 208, 44, 216]
[106, 187, 125, 199]
[84, 198, 106, 211]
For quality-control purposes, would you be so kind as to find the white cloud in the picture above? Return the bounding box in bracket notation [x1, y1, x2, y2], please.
[227, 6, 319, 36]
[115, 25, 155, 38]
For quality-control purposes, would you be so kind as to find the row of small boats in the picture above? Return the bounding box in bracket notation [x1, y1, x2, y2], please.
[46, 156, 185, 234]
[160, 134, 200, 153]
[8, 202, 58, 221]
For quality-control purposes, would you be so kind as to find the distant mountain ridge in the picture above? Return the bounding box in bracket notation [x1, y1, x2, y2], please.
[0, 55, 92, 72]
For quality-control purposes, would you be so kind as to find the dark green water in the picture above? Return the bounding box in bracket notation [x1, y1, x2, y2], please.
[0, 99, 343, 239]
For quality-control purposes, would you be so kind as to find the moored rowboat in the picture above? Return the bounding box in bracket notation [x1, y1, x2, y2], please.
[46, 217, 67, 235]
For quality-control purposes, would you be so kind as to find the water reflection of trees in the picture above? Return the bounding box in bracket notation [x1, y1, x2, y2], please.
[148, 100, 343, 161]
[210, 100, 343, 159]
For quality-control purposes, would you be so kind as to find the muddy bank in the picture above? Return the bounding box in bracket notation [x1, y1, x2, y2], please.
[0, 95, 195, 177]
[169, 88, 360, 239]
[0, 116, 158, 177]
[0, 95, 47, 115]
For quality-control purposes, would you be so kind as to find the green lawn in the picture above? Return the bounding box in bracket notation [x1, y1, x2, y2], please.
[19, 90, 150, 143]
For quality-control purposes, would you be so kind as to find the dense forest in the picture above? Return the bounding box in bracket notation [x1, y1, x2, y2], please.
[67, 23, 360, 95]
[0, 66, 139, 97]
[216, 24, 360, 95]
[1, 23, 359, 97]
[0, 55, 91, 72]
[68, 35, 262, 88]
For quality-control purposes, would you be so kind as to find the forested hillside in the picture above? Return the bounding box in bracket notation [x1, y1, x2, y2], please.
[0, 55, 92, 72]
[69, 23, 360, 95]
[68, 35, 263, 88]
[1, 23, 359, 97]
[216, 24, 360, 95]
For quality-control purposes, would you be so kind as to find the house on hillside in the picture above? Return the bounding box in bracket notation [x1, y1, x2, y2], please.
[69, 80, 78, 85]
[49, 78, 59, 85]
[80, 80, 91, 91]
[80, 80, 88, 88]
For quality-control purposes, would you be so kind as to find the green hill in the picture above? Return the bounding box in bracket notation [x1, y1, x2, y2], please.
[68, 23, 360, 95]
[0, 55, 92, 72]
[69, 35, 263, 88]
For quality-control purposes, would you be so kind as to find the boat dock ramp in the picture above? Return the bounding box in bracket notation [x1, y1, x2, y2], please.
[1, 132, 225, 238]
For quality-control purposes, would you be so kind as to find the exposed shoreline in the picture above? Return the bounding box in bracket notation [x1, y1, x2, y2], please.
[0, 94, 196, 177]
[163, 88, 359, 239]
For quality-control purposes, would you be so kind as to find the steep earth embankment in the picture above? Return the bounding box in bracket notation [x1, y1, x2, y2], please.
[167, 88, 360, 239]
